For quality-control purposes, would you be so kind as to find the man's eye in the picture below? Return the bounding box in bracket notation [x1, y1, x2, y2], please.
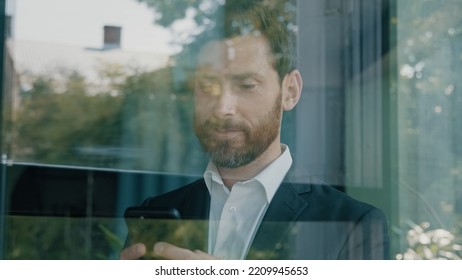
[239, 84, 257, 90]
[198, 80, 220, 95]
[199, 80, 213, 90]
[199, 82, 211, 90]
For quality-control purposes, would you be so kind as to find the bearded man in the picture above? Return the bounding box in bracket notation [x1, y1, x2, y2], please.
[121, 1, 389, 260]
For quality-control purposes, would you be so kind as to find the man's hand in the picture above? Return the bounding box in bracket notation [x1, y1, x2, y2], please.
[119, 243, 147, 260]
[153, 242, 218, 260]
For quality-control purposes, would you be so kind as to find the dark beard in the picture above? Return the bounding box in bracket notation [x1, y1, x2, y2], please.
[194, 93, 282, 168]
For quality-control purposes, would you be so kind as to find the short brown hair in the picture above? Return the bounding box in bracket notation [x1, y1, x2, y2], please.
[198, 1, 297, 82]
[225, 2, 296, 81]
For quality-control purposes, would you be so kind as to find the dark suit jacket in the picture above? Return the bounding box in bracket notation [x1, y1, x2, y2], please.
[138, 178, 390, 260]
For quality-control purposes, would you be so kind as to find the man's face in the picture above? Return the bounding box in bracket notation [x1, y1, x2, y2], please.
[194, 35, 283, 168]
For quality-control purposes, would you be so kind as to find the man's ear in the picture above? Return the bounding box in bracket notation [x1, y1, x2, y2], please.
[281, 69, 303, 111]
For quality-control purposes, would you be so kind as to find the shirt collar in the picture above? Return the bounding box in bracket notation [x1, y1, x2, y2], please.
[203, 144, 293, 202]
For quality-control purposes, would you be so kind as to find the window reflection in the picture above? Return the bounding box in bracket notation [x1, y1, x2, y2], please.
[1, 0, 461, 260]
[8, 0, 204, 173]
[395, 0, 462, 260]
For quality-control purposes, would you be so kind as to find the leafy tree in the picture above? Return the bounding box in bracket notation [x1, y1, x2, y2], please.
[138, 0, 296, 28]
[396, 0, 462, 255]
[14, 67, 124, 167]
[118, 67, 202, 173]
[13, 62, 204, 173]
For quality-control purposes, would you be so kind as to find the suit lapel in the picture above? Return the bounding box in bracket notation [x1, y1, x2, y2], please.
[187, 179, 312, 259]
[246, 182, 311, 259]
[181, 179, 210, 220]
[180, 180, 210, 252]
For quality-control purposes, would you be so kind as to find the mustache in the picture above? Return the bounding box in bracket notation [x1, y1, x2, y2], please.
[203, 117, 248, 131]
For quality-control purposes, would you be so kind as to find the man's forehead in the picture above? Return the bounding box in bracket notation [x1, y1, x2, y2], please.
[196, 35, 271, 67]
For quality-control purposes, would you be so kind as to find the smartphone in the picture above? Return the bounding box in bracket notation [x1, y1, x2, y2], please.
[124, 206, 181, 249]
[124, 206, 207, 259]
[124, 206, 181, 220]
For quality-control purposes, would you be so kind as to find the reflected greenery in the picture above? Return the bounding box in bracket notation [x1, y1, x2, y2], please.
[13, 64, 203, 173]
[11, 0, 298, 174]
[5, 215, 292, 259]
[5, 215, 124, 259]
[125, 218, 207, 259]
[137, 0, 296, 32]
[397, 0, 462, 258]
[396, 221, 462, 260]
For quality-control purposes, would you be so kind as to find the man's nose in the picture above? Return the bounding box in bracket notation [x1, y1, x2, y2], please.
[214, 85, 237, 117]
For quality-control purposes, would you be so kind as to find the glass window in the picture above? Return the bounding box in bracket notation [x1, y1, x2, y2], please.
[395, 0, 462, 259]
[1, 0, 461, 260]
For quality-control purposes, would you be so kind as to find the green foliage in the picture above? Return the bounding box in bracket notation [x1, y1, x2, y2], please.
[139, 0, 207, 27]
[138, 0, 296, 27]
[96, 223, 125, 259]
[137, 0, 296, 49]
[5, 216, 124, 259]
[118, 67, 198, 172]
[14, 74, 124, 166]
[396, 0, 462, 256]
[396, 221, 462, 260]
[126, 218, 206, 259]
[12, 62, 204, 173]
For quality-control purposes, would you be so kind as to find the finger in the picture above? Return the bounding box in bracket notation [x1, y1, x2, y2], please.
[119, 243, 146, 260]
[193, 249, 219, 260]
[153, 242, 201, 260]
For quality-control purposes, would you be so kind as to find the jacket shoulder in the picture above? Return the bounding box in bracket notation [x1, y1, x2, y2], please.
[296, 183, 383, 222]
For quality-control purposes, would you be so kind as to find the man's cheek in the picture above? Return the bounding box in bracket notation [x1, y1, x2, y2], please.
[195, 105, 216, 122]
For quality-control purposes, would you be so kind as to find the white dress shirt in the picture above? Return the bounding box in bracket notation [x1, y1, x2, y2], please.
[203, 145, 292, 259]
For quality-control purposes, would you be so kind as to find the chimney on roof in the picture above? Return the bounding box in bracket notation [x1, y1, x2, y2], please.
[103, 25, 121, 49]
